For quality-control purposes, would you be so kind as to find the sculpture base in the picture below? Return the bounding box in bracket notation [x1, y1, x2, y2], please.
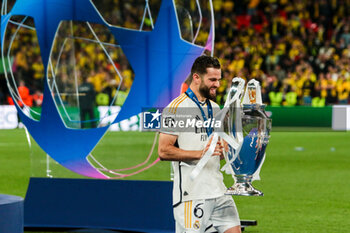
[24, 177, 259, 232]
[24, 177, 174, 232]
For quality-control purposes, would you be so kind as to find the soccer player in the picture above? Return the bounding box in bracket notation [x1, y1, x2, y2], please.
[158, 55, 241, 233]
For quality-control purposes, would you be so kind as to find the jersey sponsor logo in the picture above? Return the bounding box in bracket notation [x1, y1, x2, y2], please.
[200, 134, 208, 141]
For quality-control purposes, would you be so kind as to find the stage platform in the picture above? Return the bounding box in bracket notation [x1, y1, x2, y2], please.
[24, 178, 257, 232]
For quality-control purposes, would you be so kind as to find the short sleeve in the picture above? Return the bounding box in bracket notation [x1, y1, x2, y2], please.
[160, 105, 180, 136]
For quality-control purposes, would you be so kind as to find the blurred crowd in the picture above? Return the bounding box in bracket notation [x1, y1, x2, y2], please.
[0, 19, 133, 108]
[0, 0, 350, 107]
[214, 0, 350, 106]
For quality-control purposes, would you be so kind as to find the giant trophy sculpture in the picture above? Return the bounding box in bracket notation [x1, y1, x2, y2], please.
[1, 1, 217, 232]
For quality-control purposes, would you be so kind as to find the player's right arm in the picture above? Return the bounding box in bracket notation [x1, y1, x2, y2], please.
[158, 133, 203, 161]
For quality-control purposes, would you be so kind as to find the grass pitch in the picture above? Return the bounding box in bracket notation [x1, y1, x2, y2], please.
[0, 129, 349, 232]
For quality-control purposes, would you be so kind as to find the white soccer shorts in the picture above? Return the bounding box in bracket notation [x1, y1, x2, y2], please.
[173, 195, 240, 233]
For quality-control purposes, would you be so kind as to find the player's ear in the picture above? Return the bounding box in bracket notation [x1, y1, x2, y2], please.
[193, 73, 201, 84]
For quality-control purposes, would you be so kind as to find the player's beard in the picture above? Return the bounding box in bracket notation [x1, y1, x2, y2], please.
[199, 83, 216, 101]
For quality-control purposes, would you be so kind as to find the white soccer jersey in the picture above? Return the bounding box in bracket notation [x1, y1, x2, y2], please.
[160, 93, 227, 206]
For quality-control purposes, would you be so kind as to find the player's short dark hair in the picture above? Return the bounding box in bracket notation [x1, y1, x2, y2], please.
[189, 55, 221, 83]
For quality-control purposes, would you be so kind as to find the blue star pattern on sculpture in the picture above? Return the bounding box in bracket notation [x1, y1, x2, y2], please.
[1, 0, 214, 178]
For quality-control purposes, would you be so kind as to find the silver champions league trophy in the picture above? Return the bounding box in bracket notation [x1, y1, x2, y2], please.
[218, 78, 272, 196]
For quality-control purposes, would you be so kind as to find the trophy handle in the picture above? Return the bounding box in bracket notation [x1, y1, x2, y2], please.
[223, 77, 245, 108]
[221, 145, 238, 181]
[218, 77, 245, 177]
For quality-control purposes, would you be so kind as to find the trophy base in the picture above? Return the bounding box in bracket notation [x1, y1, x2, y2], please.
[225, 175, 264, 196]
[225, 182, 263, 196]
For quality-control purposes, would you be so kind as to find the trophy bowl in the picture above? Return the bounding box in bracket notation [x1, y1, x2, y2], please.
[225, 104, 271, 196]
